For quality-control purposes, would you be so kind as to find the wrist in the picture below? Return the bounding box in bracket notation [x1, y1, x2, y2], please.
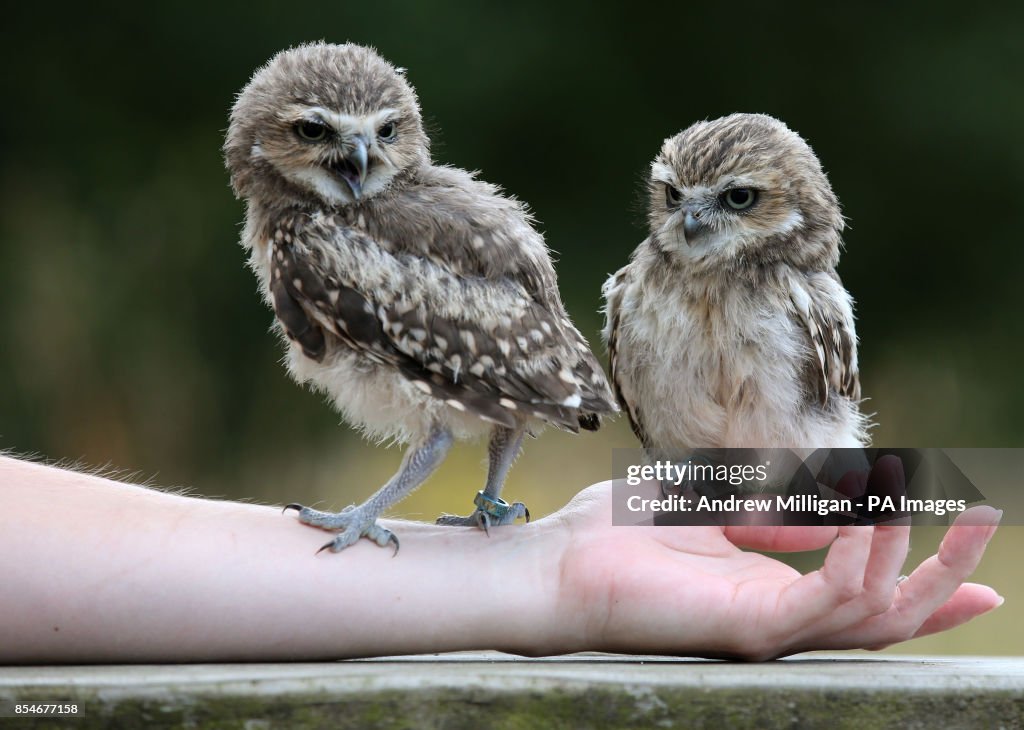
[470, 515, 575, 657]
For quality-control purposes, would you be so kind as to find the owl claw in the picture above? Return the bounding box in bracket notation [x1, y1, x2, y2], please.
[289, 504, 400, 555]
[282, 503, 304, 514]
[435, 499, 529, 531]
[314, 524, 399, 555]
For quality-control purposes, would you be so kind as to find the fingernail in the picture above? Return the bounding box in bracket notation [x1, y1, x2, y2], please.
[986, 513, 1002, 542]
[980, 510, 1003, 541]
[995, 595, 1006, 608]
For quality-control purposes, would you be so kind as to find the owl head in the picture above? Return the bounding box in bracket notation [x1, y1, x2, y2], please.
[225, 42, 428, 207]
[647, 113, 844, 270]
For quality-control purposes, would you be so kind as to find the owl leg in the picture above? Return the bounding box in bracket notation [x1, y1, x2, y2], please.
[436, 424, 529, 532]
[284, 425, 454, 554]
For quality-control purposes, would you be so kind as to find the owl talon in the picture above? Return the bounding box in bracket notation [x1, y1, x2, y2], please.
[287, 503, 400, 555]
[282, 503, 303, 514]
[435, 498, 529, 531]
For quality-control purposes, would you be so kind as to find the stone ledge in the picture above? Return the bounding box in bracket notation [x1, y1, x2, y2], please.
[1, 653, 1022, 729]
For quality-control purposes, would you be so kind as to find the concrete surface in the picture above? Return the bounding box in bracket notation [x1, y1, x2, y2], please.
[1, 652, 1022, 728]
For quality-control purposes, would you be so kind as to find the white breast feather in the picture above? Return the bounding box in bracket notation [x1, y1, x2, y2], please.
[608, 263, 865, 450]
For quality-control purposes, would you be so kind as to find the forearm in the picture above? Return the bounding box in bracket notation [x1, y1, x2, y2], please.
[0, 456, 567, 663]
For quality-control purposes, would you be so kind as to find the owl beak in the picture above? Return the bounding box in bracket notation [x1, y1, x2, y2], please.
[682, 206, 707, 243]
[331, 135, 370, 200]
[349, 135, 369, 185]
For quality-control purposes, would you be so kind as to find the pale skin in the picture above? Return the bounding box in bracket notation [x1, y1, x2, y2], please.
[0, 455, 1002, 663]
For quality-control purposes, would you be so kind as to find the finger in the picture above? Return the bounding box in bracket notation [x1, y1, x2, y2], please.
[910, 584, 1004, 639]
[721, 457, 895, 553]
[860, 523, 911, 608]
[861, 584, 1002, 650]
[815, 508, 1001, 650]
[811, 454, 909, 614]
[723, 524, 839, 552]
[892, 507, 1001, 622]
[775, 525, 874, 631]
[864, 455, 906, 514]
[832, 466, 868, 501]
[782, 522, 908, 649]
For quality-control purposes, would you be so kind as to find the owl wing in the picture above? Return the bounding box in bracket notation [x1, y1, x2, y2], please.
[601, 265, 650, 447]
[788, 271, 861, 407]
[364, 168, 617, 429]
[270, 222, 614, 431]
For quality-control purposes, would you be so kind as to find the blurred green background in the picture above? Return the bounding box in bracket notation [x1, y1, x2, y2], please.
[1, 2, 1021, 654]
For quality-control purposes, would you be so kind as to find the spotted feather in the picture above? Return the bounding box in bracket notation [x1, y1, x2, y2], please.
[788, 271, 861, 407]
[270, 220, 612, 431]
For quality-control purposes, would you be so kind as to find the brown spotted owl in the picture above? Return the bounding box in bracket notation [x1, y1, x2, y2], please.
[224, 42, 616, 553]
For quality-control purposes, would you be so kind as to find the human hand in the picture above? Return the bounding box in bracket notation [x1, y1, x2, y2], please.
[548, 464, 1002, 660]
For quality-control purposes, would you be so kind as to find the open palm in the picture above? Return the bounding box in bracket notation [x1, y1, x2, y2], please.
[553, 466, 1001, 660]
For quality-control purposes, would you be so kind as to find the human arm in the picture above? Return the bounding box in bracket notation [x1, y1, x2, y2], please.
[0, 455, 1001, 663]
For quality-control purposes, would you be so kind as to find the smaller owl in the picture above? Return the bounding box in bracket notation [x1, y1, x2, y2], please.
[603, 113, 870, 458]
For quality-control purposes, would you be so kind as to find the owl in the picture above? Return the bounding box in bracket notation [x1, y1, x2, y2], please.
[224, 43, 616, 553]
[602, 113, 869, 459]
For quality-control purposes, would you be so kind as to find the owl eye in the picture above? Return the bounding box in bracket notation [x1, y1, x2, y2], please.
[378, 121, 398, 142]
[721, 188, 757, 211]
[665, 184, 682, 208]
[295, 120, 329, 142]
